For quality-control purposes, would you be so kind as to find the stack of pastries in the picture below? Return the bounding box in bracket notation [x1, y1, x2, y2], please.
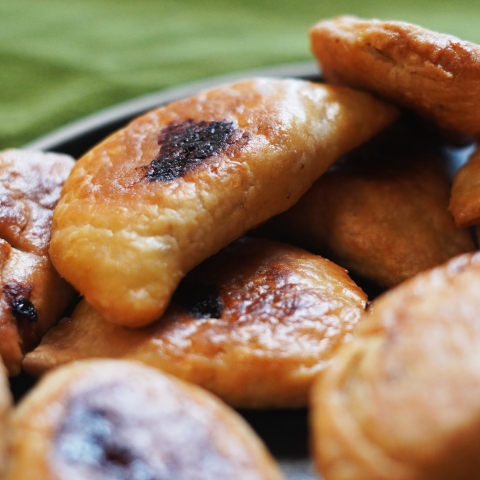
[1, 13, 480, 480]
[307, 16, 480, 480]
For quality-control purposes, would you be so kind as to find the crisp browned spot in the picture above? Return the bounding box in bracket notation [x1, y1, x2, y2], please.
[11, 297, 39, 353]
[3, 282, 40, 352]
[3, 283, 37, 323]
[145, 119, 239, 182]
[173, 280, 224, 318]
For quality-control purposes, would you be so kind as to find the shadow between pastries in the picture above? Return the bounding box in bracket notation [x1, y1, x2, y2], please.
[6, 359, 284, 480]
[311, 252, 480, 480]
[450, 145, 480, 228]
[48, 77, 397, 327]
[0, 149, 77, 376]
[261, 122, 475, 288]
[24, 237, 367, 409]
[310, 16, 480, 140]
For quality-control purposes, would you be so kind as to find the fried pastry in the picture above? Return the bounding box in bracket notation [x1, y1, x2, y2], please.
[24, 237, 367, 408]
[312, 252, 480, 480]
[263, 123, 475, 288]
[450, 146, 480, 227]
[6, 359, 284, 480]
[49, 78, 397, 327]
[310, 16, 480, 139]
[0, 149, 76, 376]
[0, 360, 12, 479]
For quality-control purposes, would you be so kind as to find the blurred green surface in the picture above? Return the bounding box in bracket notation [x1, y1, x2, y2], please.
[1, 0, 479, 151]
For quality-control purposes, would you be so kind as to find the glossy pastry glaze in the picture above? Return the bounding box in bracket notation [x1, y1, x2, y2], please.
[6, 359, 284, 480]
[49, 78, 397, 327]
[0, 149, 76, 375]
[311, 16, 480, 138]
[0, 149, 76, 255]
[312, 252, 480, 480]
[264, 122, 475, 287]
[25, 237, 367, 408]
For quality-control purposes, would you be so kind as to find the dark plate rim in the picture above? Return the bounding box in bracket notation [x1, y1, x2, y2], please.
[24, 60, 320, 153]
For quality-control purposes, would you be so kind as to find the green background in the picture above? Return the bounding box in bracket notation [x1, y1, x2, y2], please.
[1, 0, 479, 151]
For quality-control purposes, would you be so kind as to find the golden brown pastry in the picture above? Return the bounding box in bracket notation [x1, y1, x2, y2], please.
[450, 146, 480, 227]
[49, 78, 398, 327]
[311, 252, 480, 480]
[0, 360, 12, 480]
[263, 123, 475, 288]
[6, 359, 284, 480]
[310, 16, 480, 139]
[24, 237, 367, 408]
[0, 149, 76, 376]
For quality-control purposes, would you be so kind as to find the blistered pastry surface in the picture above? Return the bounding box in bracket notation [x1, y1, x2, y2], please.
[25, 238, 367, 408]
[311, 16, 480, 138]
[49, 78, 397, 326]
[0, 149, 75, 375]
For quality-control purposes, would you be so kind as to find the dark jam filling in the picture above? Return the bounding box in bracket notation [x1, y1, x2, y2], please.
[174, 280, 224, 318]
[57, 401, 157, 480]
[3, 282, 39, 351]
[146, 119, 235, 181]
[11, 297, 38, 322]
[3, 283, 38, 322]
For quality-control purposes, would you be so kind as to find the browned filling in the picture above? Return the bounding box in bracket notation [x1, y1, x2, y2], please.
[52, 383, 243, 480]
[146, 119, 236, 181]
[173, 280, 224, 318]
[3, 282, 37, 323]
[3, 282, 40, 352]
[55, 390, 157, 480]
[10, 298, 38, 323]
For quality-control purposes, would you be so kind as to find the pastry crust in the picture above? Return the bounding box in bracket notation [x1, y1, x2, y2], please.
[49, 78, 398, 327]
[310, 16, 480, 138]
[6, 359, 284, 480]
[24, 237, 367, 408]
[312, 252, 480, 480]
[450, 146, 480, 227]
[264, 123, 475, 287]
[0, 149, 76, 375]
[0, 360, 12, 479]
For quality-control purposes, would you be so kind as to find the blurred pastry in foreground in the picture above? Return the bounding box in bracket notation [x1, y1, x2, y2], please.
[49, 78, 397, 327]
[262, 123, 475, 288]
[312, 252, 480, 480]
[24, 237, 367, 408]
[6, 359, 284, 480]
[0, 149, 76, 376]
[311, 16, 480, 139]
[0, 360, 12, 479]
[450, 146, 480, 227]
